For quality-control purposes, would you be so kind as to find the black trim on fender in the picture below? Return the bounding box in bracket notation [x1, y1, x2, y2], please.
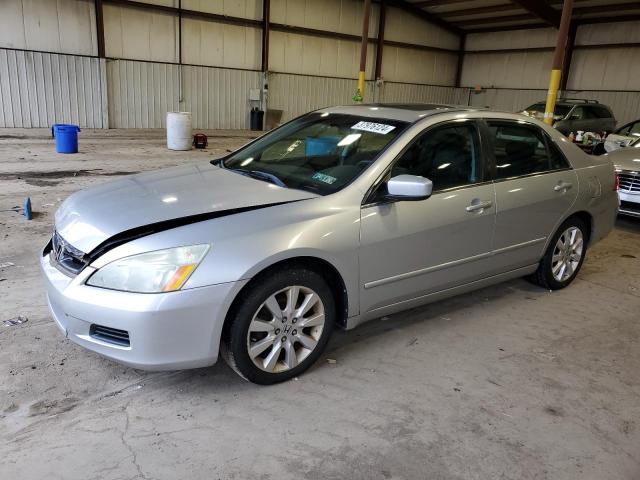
[84, 200, 302, 263]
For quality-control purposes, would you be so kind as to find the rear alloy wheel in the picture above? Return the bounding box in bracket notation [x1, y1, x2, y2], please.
[529, 217, 587, 290]
[222, 268, 335, 384]
[551, 226, 584, 283]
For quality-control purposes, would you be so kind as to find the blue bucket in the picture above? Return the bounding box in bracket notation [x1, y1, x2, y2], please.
[52, 124, 80, 154]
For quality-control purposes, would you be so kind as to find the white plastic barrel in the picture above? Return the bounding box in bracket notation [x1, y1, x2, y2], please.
[166, 112, 193, 151]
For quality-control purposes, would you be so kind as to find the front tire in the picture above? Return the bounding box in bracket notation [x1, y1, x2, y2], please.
[529, 217, 587, 290]
[221, 267, 335, 384]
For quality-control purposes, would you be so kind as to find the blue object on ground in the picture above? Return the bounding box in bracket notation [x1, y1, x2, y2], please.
[23, 197, 31, 220]
[52, 124, 80, 154]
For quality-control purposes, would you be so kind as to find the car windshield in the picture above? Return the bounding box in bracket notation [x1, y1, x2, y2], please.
[525, 103, 572, 117]
[217, 113, 408, 195]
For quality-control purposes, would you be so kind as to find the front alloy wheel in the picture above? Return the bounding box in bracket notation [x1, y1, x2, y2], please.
[247, 286, 326, 373]
[222, 267, 335, 384]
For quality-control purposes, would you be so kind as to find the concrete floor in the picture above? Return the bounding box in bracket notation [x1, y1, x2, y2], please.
[1, 129, 639, 480]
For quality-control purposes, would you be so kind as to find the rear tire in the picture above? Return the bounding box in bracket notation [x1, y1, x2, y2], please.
[221, 267, 335, 384]
[529, 217, 587, 290]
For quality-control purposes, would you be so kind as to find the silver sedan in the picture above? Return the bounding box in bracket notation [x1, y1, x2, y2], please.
[41, 104, 618, 384]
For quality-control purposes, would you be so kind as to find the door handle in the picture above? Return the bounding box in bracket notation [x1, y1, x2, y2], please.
[554, 181, 573, 192]
[466, 200, 493, 212]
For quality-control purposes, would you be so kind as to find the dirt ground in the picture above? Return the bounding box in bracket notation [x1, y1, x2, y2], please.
[1, 128, 639, 480]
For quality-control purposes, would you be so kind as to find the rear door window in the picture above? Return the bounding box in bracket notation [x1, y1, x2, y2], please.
[571, 106, 597, 120]
[590, 105, 613, 119]
[487, 121, 570, 179]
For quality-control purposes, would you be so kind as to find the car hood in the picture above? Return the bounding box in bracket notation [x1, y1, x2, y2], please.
[608, 146, 640, 171]
[54, 162, 318, 253]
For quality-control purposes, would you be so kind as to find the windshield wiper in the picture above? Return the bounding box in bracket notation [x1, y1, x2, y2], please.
[229, 169, 287, 188]
[248, 170, 287, 187]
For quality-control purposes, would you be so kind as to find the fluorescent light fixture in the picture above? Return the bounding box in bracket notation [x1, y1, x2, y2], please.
[437, 163, 451, 170]
[240, 157, 254, 167]
[497, 163, 511, 168]
[162, 196, 178, 203]
[337, 133, 361, 147]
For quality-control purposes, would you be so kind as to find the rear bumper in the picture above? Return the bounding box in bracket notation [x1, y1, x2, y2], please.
[40, 252, 246, 370]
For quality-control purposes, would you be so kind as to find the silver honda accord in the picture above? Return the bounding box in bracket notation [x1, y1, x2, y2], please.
[41, 104, 618, 384]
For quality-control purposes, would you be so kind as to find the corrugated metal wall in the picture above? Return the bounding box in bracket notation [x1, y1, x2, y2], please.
[107, 59, 261, 129]
[468, 88, 543, 113]
[181, 64, 261, 129]
[381, 82, 468, 106]
[0, 48, 104, 128]
[268, 73, 375, 122]
[269, 73, 470, 122]
[106, 59, 180, 128]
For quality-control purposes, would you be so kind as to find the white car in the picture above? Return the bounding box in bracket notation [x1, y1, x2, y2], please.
[604, 119, 640, 153]
[608, 140, 640, 217]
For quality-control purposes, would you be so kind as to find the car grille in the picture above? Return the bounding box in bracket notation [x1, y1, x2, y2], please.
[48, 230, 88, 276]
[618, 170, 640, 194]
[89, 324, 130, 347]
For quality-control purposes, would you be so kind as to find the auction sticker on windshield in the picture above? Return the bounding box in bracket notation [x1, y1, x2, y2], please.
[352, 121, 396, 135]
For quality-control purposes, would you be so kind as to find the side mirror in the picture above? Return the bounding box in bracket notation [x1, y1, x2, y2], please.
[386, 174, 433, 201]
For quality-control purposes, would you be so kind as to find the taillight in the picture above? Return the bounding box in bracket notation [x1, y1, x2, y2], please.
[614, 172, 620, 191]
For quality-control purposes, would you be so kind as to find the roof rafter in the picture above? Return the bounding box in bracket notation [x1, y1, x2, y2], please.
[439, 4, 522, 18]
[509, 0, 561, 27]
[386, 0, 463, 34]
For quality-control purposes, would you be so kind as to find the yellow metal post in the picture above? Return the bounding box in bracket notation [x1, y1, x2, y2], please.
[355, 0, 371, 102]
[357, 71, 366, 101]
[544, 0, 573, 125]
[544, 69, 562, 125]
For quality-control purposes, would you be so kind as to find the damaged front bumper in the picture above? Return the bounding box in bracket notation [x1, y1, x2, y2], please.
[40, 251, 246, 371]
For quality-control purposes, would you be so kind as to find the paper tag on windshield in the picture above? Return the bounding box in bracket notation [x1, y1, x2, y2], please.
[312, 172, 337, 185]
[352, 121, 396, 135]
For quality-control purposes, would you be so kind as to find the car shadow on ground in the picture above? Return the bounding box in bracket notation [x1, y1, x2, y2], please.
[615, 216, 640, 233]
[131, 276, 544, 393]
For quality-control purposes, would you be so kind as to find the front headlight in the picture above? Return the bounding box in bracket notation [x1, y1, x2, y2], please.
[86, 244, 210, 293]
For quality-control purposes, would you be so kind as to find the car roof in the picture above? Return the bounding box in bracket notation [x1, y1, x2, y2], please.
[315, 103, 477, 123]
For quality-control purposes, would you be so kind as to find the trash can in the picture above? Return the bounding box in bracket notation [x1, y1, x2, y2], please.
[250, 108, 264, 131]
[51, 124, 81, 154]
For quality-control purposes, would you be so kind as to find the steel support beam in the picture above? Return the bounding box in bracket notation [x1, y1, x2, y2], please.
[543, 0, 573, 125]
[95, 0, 105, 58]
[356, 0, 372, 102]
[374, 0, 387, 81]
[454, 33, 465, 87]
[261, 0, 270, 72]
